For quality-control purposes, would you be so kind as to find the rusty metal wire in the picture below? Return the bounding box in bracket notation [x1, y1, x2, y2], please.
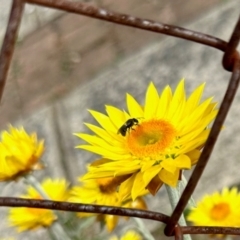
[0, 0, 240, 239]
[1, 197, 240, 237]
[223, 15, 240, 72]
[0, 197, 170, 223]
[174, 225, 183, 240]
[0, 0, 24, 100]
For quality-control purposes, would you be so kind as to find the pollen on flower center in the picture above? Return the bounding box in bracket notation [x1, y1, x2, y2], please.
[210, 202, 230, 221]
[96, 177, 118, 194]
[126, 119, 177, 159]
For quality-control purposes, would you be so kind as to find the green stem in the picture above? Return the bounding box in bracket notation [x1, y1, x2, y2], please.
[165, 183, 192, 240]
[181, 175, 196, 208]
[47, 226, 58, 240]
[133, 217, 155, 240]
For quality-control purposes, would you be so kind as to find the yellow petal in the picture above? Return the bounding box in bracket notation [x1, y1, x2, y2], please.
[105, 105, 126, 129]
[84, 123, 124, 146]
[144, 82, 159, 119]
[77, 134, 126, 154]
[158, 168, 180, 187]
[185, 83, 205, 115]
[88, 110, 117, 133]
[179, 129, 210, 153]
[119, 174, 135, 200]
[170, 99, 186, 126]
[203, 102, 218, 116]
[173, 155, 191, 169]
[82, 170, 114, 179]
[105, 215, 119, 232]
[178, 127, 206, 145]
[141, 160, 156, 172]
[78, 145, 128, 160]
[132, 172, 147, 200]
[90, 158, 112, 166]
[160, 160, 177, 173]
[179, 97, 214, 133]
[126, 93, 144, 118]
[186, 149, 201, 165]
[88, 160, 140, 176]
[199, 110, 218, 128]
[156, 85, 172, 118]
[167, 79, 186, 119]
[142, 165, 162, 186]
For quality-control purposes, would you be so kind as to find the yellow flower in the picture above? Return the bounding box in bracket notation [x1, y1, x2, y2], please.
[123, 197, 147, 211]
[76, 80, 217, 199]
[120, 230, 142, 240]
[8, 178, 69, 232]
[187, 187, 240, 227]
[70, 176, 147, 232]
[110, 230, 142, 240]
[70, 176, 121, 232]
[121, 197, 148, 222]
[70, 176, 121, 207]
[0, 126, 44, 181]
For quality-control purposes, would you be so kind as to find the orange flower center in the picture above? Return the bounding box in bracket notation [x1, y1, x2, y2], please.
[96, 177, 118, 194]
[210, 202, 230, 221]
[126, 119, 177, 159]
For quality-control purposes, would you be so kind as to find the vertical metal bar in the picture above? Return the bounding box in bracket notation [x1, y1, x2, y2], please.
[0, 0, 24, 101]
[174, 225, 183, 240]
[223, 15, 240, 71]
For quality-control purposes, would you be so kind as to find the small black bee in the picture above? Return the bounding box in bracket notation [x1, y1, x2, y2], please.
[117, 118, 139, 136]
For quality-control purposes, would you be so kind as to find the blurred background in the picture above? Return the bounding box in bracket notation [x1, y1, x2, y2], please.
[0, 0, 222, 127]
[0, 0, 240, 239]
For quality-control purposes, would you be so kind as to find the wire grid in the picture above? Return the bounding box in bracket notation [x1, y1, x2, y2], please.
[0, 0, 239, 239]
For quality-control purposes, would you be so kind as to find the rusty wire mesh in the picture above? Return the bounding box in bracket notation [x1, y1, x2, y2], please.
[0, 0, 240, 239]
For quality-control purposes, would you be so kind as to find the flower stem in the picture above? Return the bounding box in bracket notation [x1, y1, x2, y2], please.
[24, 175, 72, 240]
[165, 183, 192, 240]
[47, 226, 59, 240]
[133, 217, 155, 240]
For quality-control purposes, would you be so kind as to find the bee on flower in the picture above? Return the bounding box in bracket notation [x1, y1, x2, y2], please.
[75, 79, 218, 200]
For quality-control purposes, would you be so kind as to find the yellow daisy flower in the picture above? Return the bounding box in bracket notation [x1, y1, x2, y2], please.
[187, 187, 240, 227]
[0, 126, 44, 181]
[8, 178, 70, 232]
[123, 197, 147, 211]
[120, 230, 142, 240]
[76, 80, 218, 199]
[70, 176, 121, 207]
[70, 176, 121, 232]
[110, 230, 142, 240]
[70, 176, 147, 232]
[107, 197, 147, 232]
[121, 197, 148, 222]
